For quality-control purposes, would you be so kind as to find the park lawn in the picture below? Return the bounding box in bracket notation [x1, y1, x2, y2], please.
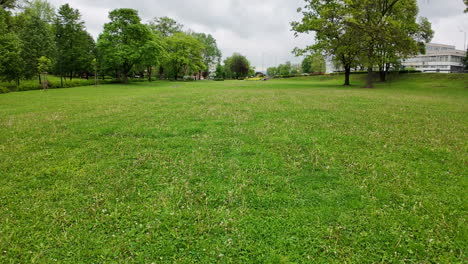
[0, 74, 467, 263]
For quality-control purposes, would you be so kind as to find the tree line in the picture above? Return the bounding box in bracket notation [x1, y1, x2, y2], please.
[292, 0, 435, 87]
[0, 0, 236, 87]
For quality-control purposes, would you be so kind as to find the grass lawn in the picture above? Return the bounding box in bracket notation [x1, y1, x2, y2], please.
[0, 74, 467, 263]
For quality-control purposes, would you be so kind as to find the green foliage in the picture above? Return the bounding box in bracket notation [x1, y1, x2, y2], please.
[292, 0, 434, 85]
[19, 1, 56, 79]
[37, 56, 51, 73]
[163, 32, 204, 80]
[0, 9, 23, 86]
[0, 86, 10, 93]
[97, 9, 157, 83]
[267, 66, 278, 76]
[278, 61, 292, 75]
[224, 53, 251, 79]
[0, 75, 466, 262]
[0, 0, 17, 9]
[148, 16, 183, 38]
[214, 63, 225, 78]
[191, 32, 222, 76]
[54, 4, 96, 81]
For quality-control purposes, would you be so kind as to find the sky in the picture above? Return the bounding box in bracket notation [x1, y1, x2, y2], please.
[45, 0, 467, 71]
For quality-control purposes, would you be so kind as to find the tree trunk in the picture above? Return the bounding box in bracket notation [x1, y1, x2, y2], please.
[159, 66, 164, 80]
[38, 74, 42, 85]
[366, 67, 374, 88]
[344, 65, 351, 86]
[148, 67, 152, 82]
[70, 72, 73, 81]
[379, 65, 386, 82]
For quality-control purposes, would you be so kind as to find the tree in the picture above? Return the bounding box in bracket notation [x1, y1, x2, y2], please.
[0, 8, 23, 87]
[164, 32, 204, 80]
[301, 57, 312, 73]
[191, 32, 221, 78]
[97, 9, 157, 84]
[19, 0, 56, 83]
[267, 66, 278, 76]
[55, 4, 95, 84]
[310, 53, 326, 73]
[347, 0, 433, 85]
[137, 33, 165, 82]
[37, 56, 51, 90]
[278, 61, 292, 75]
[292, 0, 361, 86]
[148, 17, 183, 38]
[465, 0, 468, 13]
[215, 63, 225, 79]
[224, 53, 250, 79]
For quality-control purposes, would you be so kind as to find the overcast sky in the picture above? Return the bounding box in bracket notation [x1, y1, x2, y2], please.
[45, 0, 467, 71]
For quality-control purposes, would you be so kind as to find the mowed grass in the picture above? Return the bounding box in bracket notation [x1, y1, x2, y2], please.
[0, 74, 467, 263]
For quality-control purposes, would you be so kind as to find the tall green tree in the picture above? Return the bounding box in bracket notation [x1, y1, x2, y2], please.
[19, 0, 56, 83]
[0, 8, 23, 87]
[278, 61, 292, 75]
[292, 0, 361, 86]
[163, 32, 204, 80]
[215, 63, 225, 79]
[267, 66, 278, 76]
[137, 33, 165, 82]
[301, 56, 312, 73]
[348, 0, 433, 84]
[55, 4, 95, 83]
[97, 8, 157, 84]
[224, 53, 250, 79]
[191, 32, 221, 78]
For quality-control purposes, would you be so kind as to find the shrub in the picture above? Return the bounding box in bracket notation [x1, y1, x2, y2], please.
[214, 78, 224, 81]
[0, 86, 10, 94]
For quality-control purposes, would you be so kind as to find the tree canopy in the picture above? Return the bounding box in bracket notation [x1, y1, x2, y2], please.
[97, 8, 160, 83]
[292, 0, 433, 86]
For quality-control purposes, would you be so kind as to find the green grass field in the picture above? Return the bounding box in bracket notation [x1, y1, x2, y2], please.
[0, 74, 467, 263]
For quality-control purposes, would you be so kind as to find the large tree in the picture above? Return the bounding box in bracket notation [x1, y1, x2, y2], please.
[292, 0, 361, 86]
[347, 0, 433, 85]
[0, 8, 23, 87]
[191, 32, 222, 78]
[18, 0, 56, 83]
[54, 4, 95, 84]
[163, 32, 204, 80]
[224, 53, 250, 79]
[97, 9, 158, 84]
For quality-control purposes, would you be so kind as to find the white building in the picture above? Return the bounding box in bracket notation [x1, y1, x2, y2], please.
[402, 43, 466, 73]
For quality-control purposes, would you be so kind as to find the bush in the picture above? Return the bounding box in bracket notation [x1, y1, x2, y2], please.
[214, 78, 224, 81]
[0, 86, 10, 94]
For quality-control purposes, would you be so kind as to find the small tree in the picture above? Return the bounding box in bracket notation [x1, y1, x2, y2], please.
[215, 63, 225, 79]
[37, 56, 51, 90]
